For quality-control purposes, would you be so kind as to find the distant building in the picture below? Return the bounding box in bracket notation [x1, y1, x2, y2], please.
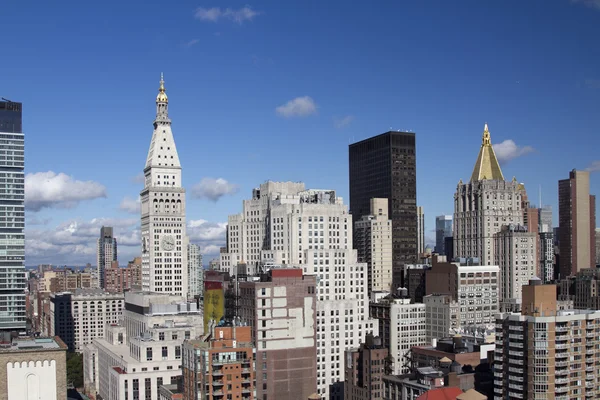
[97, 226, 117, 290]
[343, 334, 388, 400]
[354, 198, 393, 294]
[596, 228, 600, 266]
[49, 288, 124, 352]
[494, 279, 600, 399]
[454, 124, 526, 265]
[424, 294, 460, 342]
[239, 268, 317, 400]
[558, 169, 596, 277]
[538, 205, 552, 233]
[411, 335, 494, 371]
[187, 243, 202, 298]
[425, 255, 499, 329]
[539, 231, 554, 283]
[182, 324, 255, 400]
[0, 99, 26, 332]
[370, 297, 426, 375]
[104, 260, 142, 293]
[349, 131, 418, 291]
[417, 206, 425, 256]
[0, 336, 67, 400]
[435, 215, 453, 256]
[493, 225, 537, 311]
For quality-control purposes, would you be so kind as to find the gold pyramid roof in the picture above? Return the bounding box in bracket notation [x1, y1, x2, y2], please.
[470, 123, 504, 182]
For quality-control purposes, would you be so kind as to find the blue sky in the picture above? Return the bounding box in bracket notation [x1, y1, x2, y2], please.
[2, 0, 599, 265]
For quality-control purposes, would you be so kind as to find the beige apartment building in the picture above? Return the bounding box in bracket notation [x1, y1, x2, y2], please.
[354, 198, 393, 294]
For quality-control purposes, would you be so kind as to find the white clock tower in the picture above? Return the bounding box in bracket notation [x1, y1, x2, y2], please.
[140, 74, 189, 297]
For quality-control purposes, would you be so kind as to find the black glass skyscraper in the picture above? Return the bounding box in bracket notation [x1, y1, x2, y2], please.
[0, 99, 26, 332]
[349, 131, 417, 291]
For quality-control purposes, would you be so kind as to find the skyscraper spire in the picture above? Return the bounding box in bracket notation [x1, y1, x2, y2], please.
[470, 123, 504, 181]
[155, 73, 169, 125]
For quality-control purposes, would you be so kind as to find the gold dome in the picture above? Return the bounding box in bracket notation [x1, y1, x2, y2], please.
[156, 73, 168, 103]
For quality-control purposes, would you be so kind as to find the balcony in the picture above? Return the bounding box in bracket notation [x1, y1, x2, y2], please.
[586, 332, 595, 339]
[212, 380, 224, 387]
[555, 326, 569, 332]
[586, 381, 595, 388]
[241, 368, 251, 375]
[555, 368, 568, 376]
[213, 390, 224, 397]
[494, 387, 503, 395]
[555, 352, 568, 359]
[508, 391, 524, 399]
[555, 386, 569, 394]
[509, 334, 524, 340]
[586, 349, 595, 355]
[509, 375, 524, 383]
[555, 343, 569, 349]
[494, 371, 503, 378]
[555, 361, 569, 368]
[212, 370, 224, 377]
[509, 367, 523, 374]
[509, 342, 524, 349]
[555, 378, 568, 385]
[586, 374, 595, 380]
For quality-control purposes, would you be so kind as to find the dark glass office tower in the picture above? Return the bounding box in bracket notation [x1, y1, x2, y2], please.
[0, 100, 26, 332]
[349, 131, 417, 291]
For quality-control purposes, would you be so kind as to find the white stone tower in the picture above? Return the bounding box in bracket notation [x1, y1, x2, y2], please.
[140, 74, 189, 297]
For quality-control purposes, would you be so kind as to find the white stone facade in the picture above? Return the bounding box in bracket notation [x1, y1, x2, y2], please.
[85, 291, 203, 400]
[388, 298, 426, 375]
[140, 76, 189, 297]
[454, 179, 525, 265]
[456, 264, 500, 328]
[424, 294, 460, 342]
[221, 182, 378, 399]
[354, 198, 393, 294]
[187, 243, 202, 298]
[494, 225, 537, 307]
[50, 289, 124, 352]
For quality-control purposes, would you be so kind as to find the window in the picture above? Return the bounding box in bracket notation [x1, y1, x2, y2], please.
[175, 345, 181, 359]
[162, 346, 168, 359]
[145, 378, 151, 400]
[159, 332, 165, 341]
[172, 332, 178, 340]
[146, 347, 153, 361]
[132, 379, 139, 400]
[185, 331, 190, 339]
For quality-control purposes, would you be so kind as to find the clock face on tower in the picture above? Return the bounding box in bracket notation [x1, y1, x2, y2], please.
[161, 235, 175, 251]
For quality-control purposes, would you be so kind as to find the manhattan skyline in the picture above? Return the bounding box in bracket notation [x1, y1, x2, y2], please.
[2, 0, 599, 265]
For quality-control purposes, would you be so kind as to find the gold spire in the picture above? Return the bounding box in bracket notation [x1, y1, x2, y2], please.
[156, 72, 168, 103]
[470, 123, 504, 182]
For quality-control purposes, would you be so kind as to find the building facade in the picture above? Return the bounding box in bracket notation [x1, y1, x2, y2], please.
[182, 325, 255, 400]
[238, 268, 317, 400]
[435, 215, 453, 256]
[349, 131, 417, 291]
[425, 256, 500, 330]
[354, 198, 393, 294]
[417, 206, 425, 256]
[370, 298, 426, 375]
[494, 279, 600, 400]
[453, 124, 526, 266]
[85, 291, 203, 400]
[187, 243, 202, 298]
[493, 224, 537, 310]
[49, 288, 124, 352]
[0, 99, 26, 332]
[97, 226, 118, 289]
[539, 231, 554, 283]
[423, 294, 460, 342]
[558, 169, 596, 277]
[0, 336, 67, 400]
[221, 182, 378, 399]
[343, 334, 388, 400]
[140, 75, 189, 296]
[104, 261, 141, 293]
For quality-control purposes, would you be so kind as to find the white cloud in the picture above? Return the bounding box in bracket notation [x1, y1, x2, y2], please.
[493, 140, 534, 164]
[119, 196, 141, 214]
[334, 115, 354, 129]
[585, 160, 600, 172]
[26, 217, 140, 265]
[187, 219, 227, 259]
[191, 178, 239, 201]
[25, 171, 107, 212]
[194, 6, 261, 24]
[571, 0, 600, 10]
[276, 96, 317, 118]
[184, 38, 200, 47]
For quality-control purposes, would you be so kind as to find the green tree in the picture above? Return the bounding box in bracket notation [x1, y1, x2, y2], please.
[66, 352, 83, 388]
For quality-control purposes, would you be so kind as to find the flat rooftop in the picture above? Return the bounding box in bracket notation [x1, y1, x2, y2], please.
[0, 337, 66, 352]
